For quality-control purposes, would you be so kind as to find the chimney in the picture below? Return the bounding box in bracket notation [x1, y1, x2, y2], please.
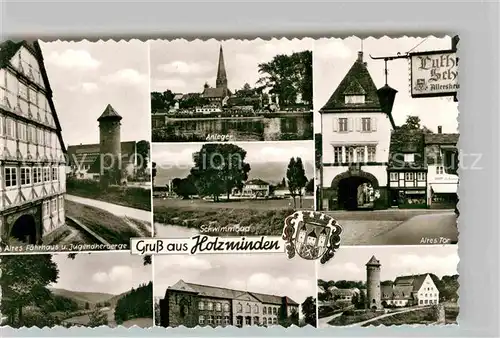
[437, 126, 442, 134]
[357, 51, 363, 62]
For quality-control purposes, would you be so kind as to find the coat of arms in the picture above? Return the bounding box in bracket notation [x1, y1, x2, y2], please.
[414, 78, 428, 92]
[282, 211, 342, 264]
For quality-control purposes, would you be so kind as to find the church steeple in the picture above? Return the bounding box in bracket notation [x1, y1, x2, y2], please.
[216, 45, 228, 90]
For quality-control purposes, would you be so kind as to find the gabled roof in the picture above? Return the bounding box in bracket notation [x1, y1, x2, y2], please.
[332, 288, 355, 297]
[67, 141, 136, 167]
[394, 274, 429, 292]
[424, 133, 459, 145]
[202, 87, 229, 99]
[0, 40, 67, 153]
[320, 52, 382, 114]
[98, 104, 122, 121]
[167, 280, 298, 306]
[246, 178, 269, 186]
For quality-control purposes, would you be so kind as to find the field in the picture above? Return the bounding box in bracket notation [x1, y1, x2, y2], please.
[121, 318, 154, 328]
[153, 197, 313, 236]
[362, 307, 436, 326]
[66, 178, 151, 211]
[65, 200, 151, 245]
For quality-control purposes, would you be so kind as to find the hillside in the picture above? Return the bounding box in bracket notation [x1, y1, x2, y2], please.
[155, 161, 315, 187]
[49, 288, 116, 307]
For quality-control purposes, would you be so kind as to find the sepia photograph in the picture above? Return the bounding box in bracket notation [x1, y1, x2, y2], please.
[317, 245, 459, 327]
[152, 141, 314, 237]
[0, 40, 152, 252]
[0, 252, 153, 328]
[154, 254, 317, 328]
[150, 38, 313, 142]
[314, 36, 459, 246]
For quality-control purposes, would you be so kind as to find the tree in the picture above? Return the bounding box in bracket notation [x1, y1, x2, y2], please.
[399, 115, 432, 133]
[0, 255, 59, 327]
[172, 176, 198, 199]
[286, 157, 308, 208]
[305, 178, 314, 194]
[301, 296, 316, 327]
[257, 50, 312, 106]
[135, 140, 150, 170]
[357, 290, 366, 309]
[151, 90, 175, 113]
[87, 307, 108, 327]
[190, 143, 251, 201]
[85, 302, 90, 310]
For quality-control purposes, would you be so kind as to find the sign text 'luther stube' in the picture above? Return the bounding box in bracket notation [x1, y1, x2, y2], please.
[410, 51, 459, 97]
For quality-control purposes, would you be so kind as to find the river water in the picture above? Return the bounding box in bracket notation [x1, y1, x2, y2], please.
[154, 223, 199, 238]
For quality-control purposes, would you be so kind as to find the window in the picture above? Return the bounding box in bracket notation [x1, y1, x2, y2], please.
[52, 167, 58, 181]
[237, 303, 242, 313]
[254, 305, 259, 313]
[436, 166, 444, 175]
[263, 318, 267, 326]
[45, 131, 50, 146]
[27, 125, 36, 143]
[346, 147, 354, 163]
[33, 167, 42, 184]
[198, 315, 205, 325]
[223, 316, 230, 325]
[51, 199, 57, 213]
[216, 303, 221, 311]
[20, 167, 31, 185]
[390, 172, 398, 181]
[207, 302, 213, 311]
[43, 167, 50, 182]
[236, 317, 242, 327]
[425, 300, 428, 304]
[58, 196, 64, 210]
[263, 307, 267, 315]
[5, 118, 16, 138]
[417, 172, 426, 181]
[338, 118, 348, 132]
[268, 307, 271, 314]
[43, 201, 49, 216]
[5, 167, 17, 187]
[215, 316, 222, 326]
[361, 117, 371, 131]
[29, 87, 37, 105]
[207, 316, 213, 325]
[367, 146, 376, 162]
[404, 153, 415, 162]
[17, 123, 27, 141]
[345, 95, 365, 104]
[37, 129, 44, 145]
[223, 304, 229, 312]
[246, 304, 251, 313]
[245, 317, 251, 325]
[198, 301, 204, 310]
[272, 307, 277, 315]
[356, 147, 365, 162]
[405, 173, 414, 181]
[19, 81, 28, 100]
[253, 316, 259, 325]
[333, 146, 342, 163]
[272, 318, 277, 324]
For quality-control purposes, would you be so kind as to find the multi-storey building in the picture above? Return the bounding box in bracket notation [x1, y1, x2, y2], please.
[319, 51, 395, 211]
[0, 40, 66, 245]
[159, 279, 299, 328]
[381, 274, 440, 307]
[387, 129, 428, 208]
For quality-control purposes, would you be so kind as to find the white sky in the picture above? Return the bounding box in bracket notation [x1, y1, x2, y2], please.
[39, 40, 150, 146]
[318, 245, 459, 282]
[313, 36, 459, 133]
[50, 252, 153, 295]
[153, 254, 316, 308]
[152, 141, 314, 168]
[150, 38, 313, 94]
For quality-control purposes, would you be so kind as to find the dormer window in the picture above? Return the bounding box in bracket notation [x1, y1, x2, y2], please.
[345, 94, 365, 104]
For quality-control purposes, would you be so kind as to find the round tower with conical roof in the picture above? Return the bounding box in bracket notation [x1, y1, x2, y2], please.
[366, 255, 382, 310]
[98, 104, 123, 186]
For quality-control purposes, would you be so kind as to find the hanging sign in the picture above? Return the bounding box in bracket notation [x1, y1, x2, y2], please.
[410, 50, 459, 98]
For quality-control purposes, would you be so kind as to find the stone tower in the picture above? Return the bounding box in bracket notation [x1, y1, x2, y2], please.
[216, 45, 228, 91]
[366, 255, 382, 310]
[98, 104, 123, 186]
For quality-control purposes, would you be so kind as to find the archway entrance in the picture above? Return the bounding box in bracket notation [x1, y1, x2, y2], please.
[331, 169, 379, 211]
[10, 214, 37, 244]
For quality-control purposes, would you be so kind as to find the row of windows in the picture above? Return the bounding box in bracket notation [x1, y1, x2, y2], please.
[419, 299, 438, 305]
[235, 316, 277, 326]
[1, 67, 49, 111]
[0, 116, 58, 147]
[235, 303, 278, 315]
[198, 301, 229, 312]
[389, 172, 427, 182]
[333, 145, 376, 163]
[198, 315, 230, 326]
[42, 196, 64, 215]
[333, 117, 376, 133]
[423, 293, 438, 298]
[4, 166, 59, 188]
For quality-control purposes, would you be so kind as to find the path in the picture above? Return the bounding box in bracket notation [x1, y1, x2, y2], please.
[370, 212, 458, 245]
[347, 306, 431, 327]
[66, 195, 151, 223]
[318, 312, 344, 328]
